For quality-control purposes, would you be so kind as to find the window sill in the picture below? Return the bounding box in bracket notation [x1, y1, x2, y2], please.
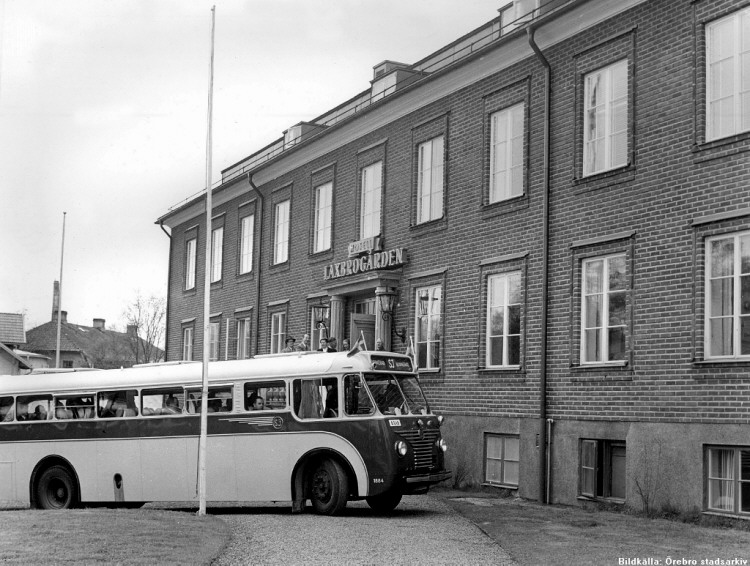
[692, 131, 750, 164]
[573, 164, 635, 194]
[693, 358, 750, 366]
[478, 367, 527, 382]
[236, 271, 255, 283]
[702, 511, 750, 522]
[570, 362, 632, 382]
[309, 249, 334, 263]
[482, 482, 518, 491]
[577, 495, 625, 505]
[480, 193, 529, 220]
[410, 217, 448, 237]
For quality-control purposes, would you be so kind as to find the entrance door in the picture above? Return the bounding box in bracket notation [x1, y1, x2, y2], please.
[350, 314, 375, 351]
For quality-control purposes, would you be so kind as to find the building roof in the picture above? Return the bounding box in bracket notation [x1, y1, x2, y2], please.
[0, 342, 31, 370]
[0, 313, 26, 345]
[25, 319, 163, 369]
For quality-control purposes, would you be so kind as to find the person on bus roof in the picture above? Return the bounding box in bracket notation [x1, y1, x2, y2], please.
[282, 337, 296, 353]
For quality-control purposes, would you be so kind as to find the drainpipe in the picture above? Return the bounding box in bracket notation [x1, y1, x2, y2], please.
[248, 173, 264, 356]
[159, 220, 172, 361]
[528, 25, 551, 505]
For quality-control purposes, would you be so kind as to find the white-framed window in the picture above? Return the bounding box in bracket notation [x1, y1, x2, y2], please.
[313, 182, 333, 253]
[274, 200, 290, 265]
[417, 136, 444, 224]
[487, 272, 522, 367]
[707, 446, 750, 515]
[583, 59, 628, 176]
[485, 434, 519, 487]
[580, 439, 626, 500]
[360, 161, 382, 239]
[270, 312, 286, 354]
[581, 254, 628, 364]
[208, 321, 220, 361]
[705, 231, 750, 359]
[706, 8, 750, 142]
[415, 285, 442, 370]
[489, 102, 524, 203]
[185, 237, 197, 290]
[239, 214, 255, 275]
[236, 317, 252, 360]
[210, 227, 223, 283]
[182, 327, 194, 361]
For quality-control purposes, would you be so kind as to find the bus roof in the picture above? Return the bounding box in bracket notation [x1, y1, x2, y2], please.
[0, 351, 414, 396]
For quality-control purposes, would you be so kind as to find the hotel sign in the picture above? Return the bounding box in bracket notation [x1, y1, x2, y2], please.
[324, 239, 407, 281]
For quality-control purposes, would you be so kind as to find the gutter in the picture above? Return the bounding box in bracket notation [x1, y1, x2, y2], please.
[159, 220, 172, 361]
[528, 25, 551, 505]
[248, 174, 264, 357]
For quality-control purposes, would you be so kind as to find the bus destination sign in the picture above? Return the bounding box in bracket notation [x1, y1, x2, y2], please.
[371, 355, 413, 372]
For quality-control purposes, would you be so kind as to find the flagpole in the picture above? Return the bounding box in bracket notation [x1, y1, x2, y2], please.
[197, 4, 216, 517]
[55, 212, 66, 368]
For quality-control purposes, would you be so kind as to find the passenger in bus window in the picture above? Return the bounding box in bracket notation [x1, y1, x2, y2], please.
[0, 398, 14, 422]
[31, 405, 48, 421]
[55, 401, 72, 420]
[248, 393, 264, 411]
[164, 393, 180, 413]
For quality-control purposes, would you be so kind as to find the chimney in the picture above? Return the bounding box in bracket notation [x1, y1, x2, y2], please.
[52, 310, 68, 324]
[51, 281, 60, 321]
[93, 318, 105, 330]
[126, 324, 138, 336]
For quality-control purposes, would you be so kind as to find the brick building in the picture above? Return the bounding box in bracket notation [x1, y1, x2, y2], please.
[158, 0, 750, 517]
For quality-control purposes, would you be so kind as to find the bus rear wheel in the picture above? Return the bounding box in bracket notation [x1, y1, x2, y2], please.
[309, 459, 348, 515]
[36, 465, 77, 510]
[366, 489, 402, 513]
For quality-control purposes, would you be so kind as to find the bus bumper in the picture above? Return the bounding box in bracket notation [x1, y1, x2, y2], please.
[402, 470, 452, 493]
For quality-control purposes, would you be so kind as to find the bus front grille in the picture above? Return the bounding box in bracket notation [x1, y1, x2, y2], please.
[398, 429, 440, 470]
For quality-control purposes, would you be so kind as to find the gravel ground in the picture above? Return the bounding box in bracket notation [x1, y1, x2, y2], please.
[210, 495, 516, 566]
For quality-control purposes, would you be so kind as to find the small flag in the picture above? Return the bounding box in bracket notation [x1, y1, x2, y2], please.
[405, 336, 416, 364]
[347, 331, 368, 357]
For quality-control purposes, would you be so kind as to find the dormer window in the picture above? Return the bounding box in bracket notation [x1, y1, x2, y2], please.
[370, 60, 419, 103]
[284, 125, 302, 149]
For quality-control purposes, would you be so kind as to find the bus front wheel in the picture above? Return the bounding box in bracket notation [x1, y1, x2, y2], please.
[36, 465, 77, 510]
[366, 489, 402, 513]
[309, 459, 348, 515]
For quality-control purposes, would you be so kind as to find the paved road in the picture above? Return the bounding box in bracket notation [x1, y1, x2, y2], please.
[210, 495, 516, 566]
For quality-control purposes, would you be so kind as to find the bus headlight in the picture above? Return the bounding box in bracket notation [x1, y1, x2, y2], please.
[437, 415, 445, 426]
[436, 438, 448, 452]
[395, 440, 408, 457]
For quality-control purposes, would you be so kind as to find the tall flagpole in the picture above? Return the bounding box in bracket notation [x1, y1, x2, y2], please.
[197, 5, 216, 517]
[55, 212, 67, 368]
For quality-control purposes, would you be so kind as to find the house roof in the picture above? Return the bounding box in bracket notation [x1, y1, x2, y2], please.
[25, 319, 163, 369]
[0, 313, 26, 345]
[0, 342, 31, 370]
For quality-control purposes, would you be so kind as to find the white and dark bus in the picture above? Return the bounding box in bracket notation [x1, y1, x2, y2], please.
[0, 351, 450, 515]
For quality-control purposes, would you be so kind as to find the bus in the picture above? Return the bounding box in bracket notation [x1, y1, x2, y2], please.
[0, 350, 450, 515]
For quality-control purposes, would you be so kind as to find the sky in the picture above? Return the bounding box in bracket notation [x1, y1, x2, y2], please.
[0, 0, 503, 333]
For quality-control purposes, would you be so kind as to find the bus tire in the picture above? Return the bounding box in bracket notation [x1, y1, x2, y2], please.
[366, 489, 402, 513]
[36, 465, 77, 510]
[309, 459, 348, 515]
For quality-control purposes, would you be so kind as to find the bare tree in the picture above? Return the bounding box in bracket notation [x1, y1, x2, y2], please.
[124, 292, 166, 364]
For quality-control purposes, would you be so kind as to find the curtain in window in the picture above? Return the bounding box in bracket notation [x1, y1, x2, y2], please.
[709, 448, 735, 511]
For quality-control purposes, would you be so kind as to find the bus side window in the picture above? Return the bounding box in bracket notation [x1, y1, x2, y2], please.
[344, 374, 375, 416]
[142, 388, 183, 416]
[293, 378, 337, 419]
[185, 386, 232, 414]
[243, 382, 286, 411]
[0, 396, 14, 422]
[98, 390, 139, 418]
[17, 395, 52, 421]
[55, 395, 95, 420]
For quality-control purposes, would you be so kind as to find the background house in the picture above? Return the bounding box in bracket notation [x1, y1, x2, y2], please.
[0, 313, 31, 375]
[24, 311, 164, 370]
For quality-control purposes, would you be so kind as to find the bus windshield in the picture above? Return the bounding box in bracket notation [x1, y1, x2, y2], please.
[363, 373, 429, 415]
